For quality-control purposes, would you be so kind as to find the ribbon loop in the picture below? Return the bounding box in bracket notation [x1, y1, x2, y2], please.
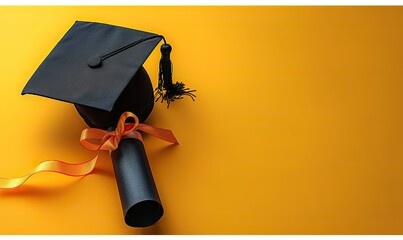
[0, 112, 178, 189]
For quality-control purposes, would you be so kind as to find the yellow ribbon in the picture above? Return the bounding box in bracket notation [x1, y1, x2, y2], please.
[0, 112, 178, 189]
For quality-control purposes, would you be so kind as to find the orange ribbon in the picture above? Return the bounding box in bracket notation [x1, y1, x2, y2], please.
[0, 112, 178, 189]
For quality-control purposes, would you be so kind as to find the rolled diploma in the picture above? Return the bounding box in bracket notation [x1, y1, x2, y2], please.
[111, 138, 164, 227]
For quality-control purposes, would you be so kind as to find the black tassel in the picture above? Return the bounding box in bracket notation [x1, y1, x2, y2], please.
[154, 43, 196, 107]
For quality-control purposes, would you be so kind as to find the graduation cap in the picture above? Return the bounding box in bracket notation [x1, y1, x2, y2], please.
[20, 21, 194, 227]
[22, 21, 195, 129]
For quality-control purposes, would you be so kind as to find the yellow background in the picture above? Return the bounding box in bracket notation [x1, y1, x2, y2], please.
[0, 6, 402, 234]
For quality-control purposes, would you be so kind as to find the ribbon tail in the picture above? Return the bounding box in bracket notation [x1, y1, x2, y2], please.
[0, 155, 99, 189]
[137, 124, 179, 144]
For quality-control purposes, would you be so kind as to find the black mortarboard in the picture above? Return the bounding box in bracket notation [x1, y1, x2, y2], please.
[21, 21, 195, 227]
[22, 21, 195, 129]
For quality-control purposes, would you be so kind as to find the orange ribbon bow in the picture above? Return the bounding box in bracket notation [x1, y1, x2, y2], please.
[0, 112, 178, 189]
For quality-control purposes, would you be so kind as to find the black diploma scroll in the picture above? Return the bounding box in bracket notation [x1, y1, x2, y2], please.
[111, 138, 163, 227]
